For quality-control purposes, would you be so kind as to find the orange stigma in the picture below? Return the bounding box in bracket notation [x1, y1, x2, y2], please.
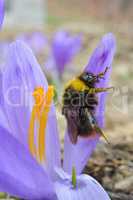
[28, 86, 54, 163]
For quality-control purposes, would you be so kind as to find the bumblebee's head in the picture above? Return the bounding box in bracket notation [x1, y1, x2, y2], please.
[79, 72, 98, 86]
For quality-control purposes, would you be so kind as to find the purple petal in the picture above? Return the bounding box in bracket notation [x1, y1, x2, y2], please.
[0, 72, 4, 110]
[0, 108, 9, 131]
[29, 32, 47, 54]
[46, 105, 61, 178]
[85, 33, 116, 74]
[17, 32, 47, 54]
[3, 40, 47, 146]
[0, 125, 57, 200]
[55, 172, 110, 200]
[63, 134, 99, 174]
[52, 31, 82, 75]
[64, 33, 116, 174]
[3, 40, 61, 175]
[0, 72, 10, 131]
[0, 0, 4, 28]
[86, 33, 116, 127]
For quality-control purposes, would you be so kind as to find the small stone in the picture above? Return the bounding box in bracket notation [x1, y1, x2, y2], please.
[115, 176, 133, 191]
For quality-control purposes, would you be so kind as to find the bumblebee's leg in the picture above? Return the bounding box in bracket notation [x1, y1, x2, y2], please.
[87, 87, 114, 94]
[97, 67, 109, 78]
[94, 125, 110, 144]
[87, 112, 110, 144]
[95, 86, 114, 93]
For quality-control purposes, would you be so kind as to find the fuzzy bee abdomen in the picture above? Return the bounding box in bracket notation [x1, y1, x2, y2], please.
[62, 83, 99, 143]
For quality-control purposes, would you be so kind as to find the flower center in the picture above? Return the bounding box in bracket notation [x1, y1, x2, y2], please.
[28, 86, 54, 163]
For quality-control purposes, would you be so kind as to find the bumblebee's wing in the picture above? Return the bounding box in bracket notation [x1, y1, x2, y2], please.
[65, 109, 78, 144]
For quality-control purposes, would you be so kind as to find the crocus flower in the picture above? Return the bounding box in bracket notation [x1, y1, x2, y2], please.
[64, 33, 116, 174]
[0, 32, 115, 200]
[46, 31, 82, 79]
[17, 31, 47, 54]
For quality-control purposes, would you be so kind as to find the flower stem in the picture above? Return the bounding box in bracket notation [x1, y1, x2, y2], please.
[72, 167, 77, 188]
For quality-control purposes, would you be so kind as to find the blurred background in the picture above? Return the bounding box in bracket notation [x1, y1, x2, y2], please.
[1, 0, 133, 199]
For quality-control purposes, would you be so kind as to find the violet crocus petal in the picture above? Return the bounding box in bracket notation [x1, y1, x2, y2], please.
[55, 170, 110, 200]
[29, 32, 47, 54]
[0, 125, 57, 200]
[2, 40, 47, 146]
[85, 33, 116, 74]
[63, 134, 99, 175]
[46, 105, 61, 179]
[85, 33, 116, 127]
[0, 0, 4, 28]
[0, 71, 4, 110]
[0, 72, 10, 131]
[17, 32, 47, 54]
[52, 31, 82, 75]
[0, 108, 9, 131]
[64, 33, 116, 175]
[3, 40, 61, 176]
[96, 67, 111, 127]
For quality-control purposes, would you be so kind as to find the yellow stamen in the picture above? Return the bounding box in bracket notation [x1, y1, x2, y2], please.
[33, 87, 45, 118]
[38, 86, 54, 162]
[28, 86, 54, 162]
[28, 105, 37, 156]
[29, 87, 45, 156]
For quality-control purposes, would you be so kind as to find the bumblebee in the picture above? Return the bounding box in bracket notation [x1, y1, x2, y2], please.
[62, 67, 112, 144]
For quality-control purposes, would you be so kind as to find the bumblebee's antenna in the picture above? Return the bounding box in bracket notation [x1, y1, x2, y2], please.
[97, 67, 109, 78]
